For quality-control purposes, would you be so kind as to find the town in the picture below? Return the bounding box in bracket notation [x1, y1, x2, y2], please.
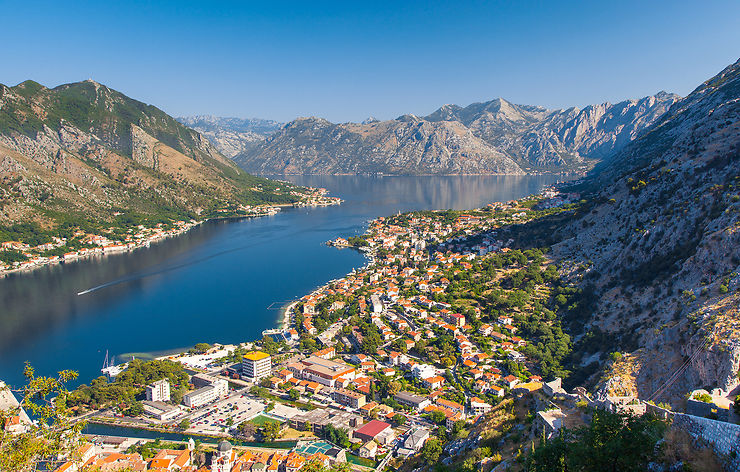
[4, 188, 736, 472]
[0, 186, 341, 277]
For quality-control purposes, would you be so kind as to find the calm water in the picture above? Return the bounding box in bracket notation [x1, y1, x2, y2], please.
[0, 175, 560, 388]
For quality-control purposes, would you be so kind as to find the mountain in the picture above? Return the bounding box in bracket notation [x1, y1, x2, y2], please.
[506, 59, 740, 401]
[426, 93, 679, 169]
[0, 80, 302, 231]
[177, 115, 283, 158]
[234, 115, 524, 175]
[232, 93, 678, 175]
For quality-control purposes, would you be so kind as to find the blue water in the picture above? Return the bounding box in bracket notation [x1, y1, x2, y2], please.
[0, 175, 560, 389]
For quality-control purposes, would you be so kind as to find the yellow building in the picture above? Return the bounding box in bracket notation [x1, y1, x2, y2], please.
[242, 351, 271, 380]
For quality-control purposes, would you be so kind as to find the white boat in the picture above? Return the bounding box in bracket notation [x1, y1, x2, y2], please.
[101, 350, 128, 378]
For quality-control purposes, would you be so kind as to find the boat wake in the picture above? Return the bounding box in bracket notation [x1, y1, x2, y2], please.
[75, 221, 335, 296]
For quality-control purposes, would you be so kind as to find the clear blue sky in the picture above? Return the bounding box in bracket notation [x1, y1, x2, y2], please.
[1, 0, 738, 122]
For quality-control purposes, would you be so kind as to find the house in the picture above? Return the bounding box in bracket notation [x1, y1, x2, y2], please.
[360, 402, 379, 417]
[436, 398, 464, 415]
[313, 347, 336, 359]
[507, 350, 526, 362]
[151, 449, 191, 469]
[332, 388, 366, 409]
[479, 324, 494, 336]
[503, 375, 519, 389]
[358, 441, 377, 459]
[448, 313, 466, 327]
[423, 376, 445, 389]
[350, 354, 370, 364]
[412, 364, 436, 379]
[278, 369, 294, 382]
[469, 397, 492, 415]
[403, 428, 430, 452]
[445, 411, 463, 429]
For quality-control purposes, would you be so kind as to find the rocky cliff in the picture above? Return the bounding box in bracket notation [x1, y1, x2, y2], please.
[0, 80, 300, 230]
[508, 59, 740, 402]
[232, 93, 677, 175]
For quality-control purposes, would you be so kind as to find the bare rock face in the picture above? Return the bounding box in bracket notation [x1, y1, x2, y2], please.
[228, 92, 677, 175]
[235, 116, 524, 175]
[541, 58, 740, 402]
[131, 124, 158, 169]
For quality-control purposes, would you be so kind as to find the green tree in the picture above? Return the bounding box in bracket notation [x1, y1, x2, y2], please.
[261, 336, 279, 355]
[288, 388, 300, 401]
[262, 420, 281, 441]
[178, 418, 191, 430]
[421, 437, 442, 463]
[525, 410, 667, 472]
[324, 424, 350, 448]
[427, 409, 446, 425]
[125, 400, 144, 417]
[0, 364, 84, 471]
[192, 343, 212, 353]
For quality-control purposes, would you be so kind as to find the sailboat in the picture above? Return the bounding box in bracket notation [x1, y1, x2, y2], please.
[101, 350, 127, 378]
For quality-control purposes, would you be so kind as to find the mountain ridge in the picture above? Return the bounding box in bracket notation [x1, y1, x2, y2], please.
[0, 80, 304, 233]
[507, 58, 740, 400]
[229, 92, 679, 175]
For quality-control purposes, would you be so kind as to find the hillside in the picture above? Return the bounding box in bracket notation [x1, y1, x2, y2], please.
[0, 80, 306, 236]
[503, 58, 740, 402]
[235, 115, 524, 175]
[232, 93, 677, 175]
[176, 115, 283, 158]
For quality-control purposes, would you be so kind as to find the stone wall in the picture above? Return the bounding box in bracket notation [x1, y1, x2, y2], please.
[672, 413, 740, 472]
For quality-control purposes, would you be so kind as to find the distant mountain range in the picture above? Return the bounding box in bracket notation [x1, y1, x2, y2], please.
[0, 81, 301, 230]
[189, 93, 679, 175]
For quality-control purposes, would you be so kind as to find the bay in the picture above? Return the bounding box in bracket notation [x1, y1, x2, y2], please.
[0, 174, 561, 389]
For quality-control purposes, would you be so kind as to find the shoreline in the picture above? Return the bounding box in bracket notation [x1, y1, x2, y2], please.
[0, 207, 291, 280]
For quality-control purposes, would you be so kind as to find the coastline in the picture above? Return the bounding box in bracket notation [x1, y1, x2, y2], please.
[0, 207, 293, 280]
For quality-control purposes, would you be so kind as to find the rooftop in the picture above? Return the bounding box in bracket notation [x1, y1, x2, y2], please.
[244, 351, 271, 361]
[354, 419, 391, 438]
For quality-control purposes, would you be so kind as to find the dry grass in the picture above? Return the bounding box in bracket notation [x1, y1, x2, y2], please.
[661, 427, 723, 472]
[600, 352, 641, 397]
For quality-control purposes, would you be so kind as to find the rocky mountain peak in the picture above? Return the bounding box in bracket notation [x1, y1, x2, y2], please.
[396, 113, 421, 122]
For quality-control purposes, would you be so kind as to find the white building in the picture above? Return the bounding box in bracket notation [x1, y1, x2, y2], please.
[183, 376, 228, 408]
[241, 351, 272, 381]
[142, 401, 182, 421]
[370, 294, 384, 313]
[146, 379, 171, 402]
[411, 363, 436, 380]
[184, 385, 218, 408]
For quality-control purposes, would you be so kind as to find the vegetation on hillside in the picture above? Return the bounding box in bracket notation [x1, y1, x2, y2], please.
[66, 359, 188, 414]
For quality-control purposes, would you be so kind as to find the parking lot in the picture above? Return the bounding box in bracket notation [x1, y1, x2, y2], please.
[183, 390, 266, 435]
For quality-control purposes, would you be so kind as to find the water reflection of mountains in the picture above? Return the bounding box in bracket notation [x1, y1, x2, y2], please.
[0, 222, 229, 354]
[271, 175, 559, 211]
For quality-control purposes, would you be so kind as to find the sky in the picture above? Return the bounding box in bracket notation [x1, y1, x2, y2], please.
[1, 0, 739, 123]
